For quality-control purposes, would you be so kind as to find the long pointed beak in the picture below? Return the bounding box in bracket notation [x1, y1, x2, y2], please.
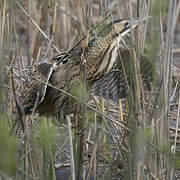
[131, 16, 152, 25]
[122, 16, 152, 37]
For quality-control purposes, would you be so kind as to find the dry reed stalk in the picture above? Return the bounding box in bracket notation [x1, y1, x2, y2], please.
[173, 94, 180, 154]
[119, 99, 124, 123]
[67, 115, 75, 180]
[54, 139, 68, 160]
[9, 65, 14, 119]
[50, 0, 57, 59]
[13, 0, 60, 54]
[93, 111, 97, 180]
[1, 0, 6, 45]
[101, 98, 107, 179]
[87, 142, 97, 180]
[33, 3, 48, 60]
[160, 1, 177, 179]
[95, 99, 127, 171]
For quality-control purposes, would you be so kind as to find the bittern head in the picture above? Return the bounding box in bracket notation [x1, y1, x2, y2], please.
[94, 19, 133, 39]
[94, 17, 150, 40]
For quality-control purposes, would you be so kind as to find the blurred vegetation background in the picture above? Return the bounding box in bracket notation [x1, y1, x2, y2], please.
[0, 0, 180, 179]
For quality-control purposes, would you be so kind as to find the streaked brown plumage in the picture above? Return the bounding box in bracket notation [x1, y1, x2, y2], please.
[21, 19, 142, 116]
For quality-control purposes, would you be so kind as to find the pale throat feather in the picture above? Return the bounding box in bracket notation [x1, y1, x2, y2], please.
[94, 35, 124, 77]
[94, 26, 132, 76]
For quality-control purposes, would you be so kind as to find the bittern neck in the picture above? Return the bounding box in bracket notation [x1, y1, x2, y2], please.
[85, 33, 123, 82]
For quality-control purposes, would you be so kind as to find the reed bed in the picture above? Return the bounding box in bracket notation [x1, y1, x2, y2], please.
[0, 0, 180, 179]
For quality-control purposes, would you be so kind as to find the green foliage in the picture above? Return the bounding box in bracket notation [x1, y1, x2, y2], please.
[35, 119, 57, 152]
[85, 111, 96, 123]
[37, 0, 49, 5]
[0, 84, 2, 104]
[33, 119, 57, 180]
[143, 40, 159, 62]
[158, 141, 171, 153]
[93, 21, 112, 39]
[143, 39, 160, 93]
[142, 40, 159, 71]
[173, 150, 180, 168]
[0, 115, 18, 177]
[152, 0, 168, 17]
[70, 83, 90, 102]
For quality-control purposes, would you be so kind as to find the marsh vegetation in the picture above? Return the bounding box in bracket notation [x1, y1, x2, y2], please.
[0, 0, 180, 179]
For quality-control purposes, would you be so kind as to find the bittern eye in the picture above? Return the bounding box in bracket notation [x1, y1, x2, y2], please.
[125, 22, 130, 28]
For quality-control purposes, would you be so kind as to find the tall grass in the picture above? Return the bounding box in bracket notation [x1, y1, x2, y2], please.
[0, 0, 180, 179]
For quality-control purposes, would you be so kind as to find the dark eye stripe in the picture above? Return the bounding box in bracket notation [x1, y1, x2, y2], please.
[125, 22, 130, 29]
[111, 25, 130, 38]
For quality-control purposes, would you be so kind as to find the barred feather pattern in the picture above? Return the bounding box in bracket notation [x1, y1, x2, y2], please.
[37, 59, 81, 116]
[91, 69, 128, 101]
[91, 51, 153, 101]
[21, 62, 54, 114]
[86, 22, 129, 82]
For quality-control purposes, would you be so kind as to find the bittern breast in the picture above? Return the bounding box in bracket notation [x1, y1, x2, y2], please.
[86, 19, 137, 82]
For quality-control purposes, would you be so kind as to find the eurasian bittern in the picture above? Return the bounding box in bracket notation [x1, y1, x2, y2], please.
[21, 19, 152, 116]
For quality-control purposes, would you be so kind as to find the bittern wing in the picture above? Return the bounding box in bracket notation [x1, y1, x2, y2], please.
[92, 50, 153, 101]
[21, 62, 54, 114]
[91, 68, 128, 101]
